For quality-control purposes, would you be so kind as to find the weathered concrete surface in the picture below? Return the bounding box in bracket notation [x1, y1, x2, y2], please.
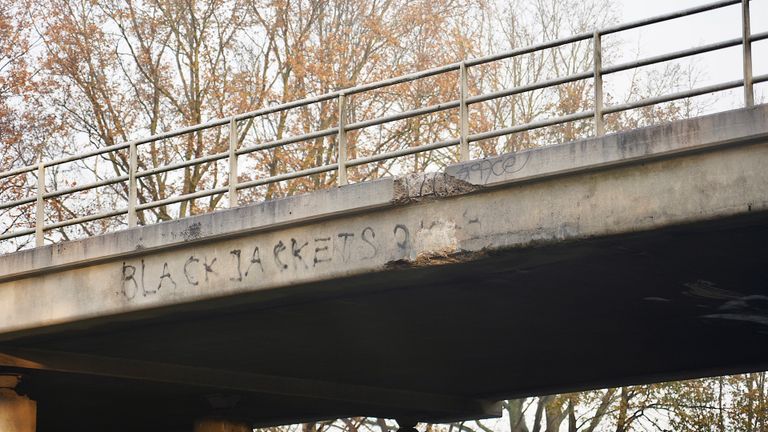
[4, 105, 766, 283]
[446, 103, 768, 186]
[0, 105, 767, 431]
[0, 376, 36, 432]
[0, 106, 767, 337]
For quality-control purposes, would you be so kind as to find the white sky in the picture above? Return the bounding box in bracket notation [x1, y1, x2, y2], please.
[612, 0, 768, 108]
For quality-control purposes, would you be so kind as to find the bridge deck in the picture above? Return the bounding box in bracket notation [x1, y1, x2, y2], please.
[0, 106, 767, 431]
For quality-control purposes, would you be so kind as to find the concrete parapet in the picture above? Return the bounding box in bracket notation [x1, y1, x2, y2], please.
[0, 105, 767, 339]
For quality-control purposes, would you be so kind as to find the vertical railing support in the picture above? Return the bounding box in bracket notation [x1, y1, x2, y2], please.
[35, 163, 45, 247]
[459, 61, 470, 161]
[593, 31, 605, 136]
[128, 142, 137, 227]
[337, 93, 348, 186]
[742, 0, 754, 107]
[228, 117, 239, 208]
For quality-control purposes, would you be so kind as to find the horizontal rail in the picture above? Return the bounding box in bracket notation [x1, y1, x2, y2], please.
[467, 71, 595, 106]
[0, 0, 744, 183]
[603, 30, 768, 75]
[43, 175, 128, 200]
[2, 0, 742, 182]
[347, 139, 460, 167]
[466, 29, 768, 109]
[603, 78, 752, 115]
[137, 152, 229, 178]
[135, 186, 229, 212]
[234, 101, 460, 159]
[0, 165, 36, 181]
[238, 128, 340, 155]
[346, 101, 461, 132]
[468, 110, 595, 143]
[44, 208, 128, 231]
[0, 228, 34, 241]
[345, 64, 461, 96]
[127, 64, 464, 151]
[0, 144, 130, 181]
[464, 0, 743, 68]
[45, 144, 130, 169]
[466, 32, 594, 68]
[124, 33, 758, 185]
[752, 31, 768, 44]
[0, 195, 36, 211]
[0, 0, 761, 249]
[236, 164, 339, 190]
[600, 0, 742, 36]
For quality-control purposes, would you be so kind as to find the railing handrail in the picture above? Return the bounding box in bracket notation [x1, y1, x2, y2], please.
[0, 0, 762, 247]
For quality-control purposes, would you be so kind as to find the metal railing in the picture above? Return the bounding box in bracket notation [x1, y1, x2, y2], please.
[1, 0, 766, 247]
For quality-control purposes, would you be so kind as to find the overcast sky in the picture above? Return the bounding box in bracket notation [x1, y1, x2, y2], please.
[611, 0, 767, 108]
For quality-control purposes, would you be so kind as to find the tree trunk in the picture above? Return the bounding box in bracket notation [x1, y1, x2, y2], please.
[615, 387, 629, 432]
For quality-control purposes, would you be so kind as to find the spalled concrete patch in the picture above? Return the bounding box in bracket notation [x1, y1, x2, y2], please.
[385, 248, 492, 269]
[392, 173, 482, 205]
[411, 219, 459, 260]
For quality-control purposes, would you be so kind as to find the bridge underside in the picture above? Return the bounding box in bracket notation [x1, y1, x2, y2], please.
[3, 211, 768, 432]
[1, 106, 768, 431]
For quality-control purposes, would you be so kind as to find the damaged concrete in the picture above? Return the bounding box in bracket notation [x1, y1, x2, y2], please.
[0, 105, 766, 432]
[385, 248, 492, 270]
[392, 172, 482, 205]
[0, 105, 767, 337]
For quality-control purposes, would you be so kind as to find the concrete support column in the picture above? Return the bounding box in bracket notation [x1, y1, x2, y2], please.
[0, 375, 36, 432]
[396, 419, 419, 432]
[194, 417, 251, 432]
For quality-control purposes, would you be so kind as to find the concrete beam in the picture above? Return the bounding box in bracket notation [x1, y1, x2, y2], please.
[0, 347, 500, 420]
[2, 105, 766, 284]
[0, 179, 398, 283]
[1, 106, 768, 431]
[0, 106, 767, 339]
[446, 103, 768, 186]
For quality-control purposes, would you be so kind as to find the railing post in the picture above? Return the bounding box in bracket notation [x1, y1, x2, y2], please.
[228, 117, 239, 208]
[337, 93, 348, 186]
[128, 142, 137, 227]
[593, 31, 605, 136]
[742, 0, 754, 107]
[35, 163, 45, 247]
[459, 61, 470, 161]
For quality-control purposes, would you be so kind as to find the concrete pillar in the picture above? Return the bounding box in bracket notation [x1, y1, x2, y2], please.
[395, 419, 419, 432]
[0, 375, 36, 432]
[193, 417, 251, 432]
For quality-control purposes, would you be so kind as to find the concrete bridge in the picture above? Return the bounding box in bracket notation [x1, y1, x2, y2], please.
[0, 105, 767, 431]
[1, 0, 767, 428]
